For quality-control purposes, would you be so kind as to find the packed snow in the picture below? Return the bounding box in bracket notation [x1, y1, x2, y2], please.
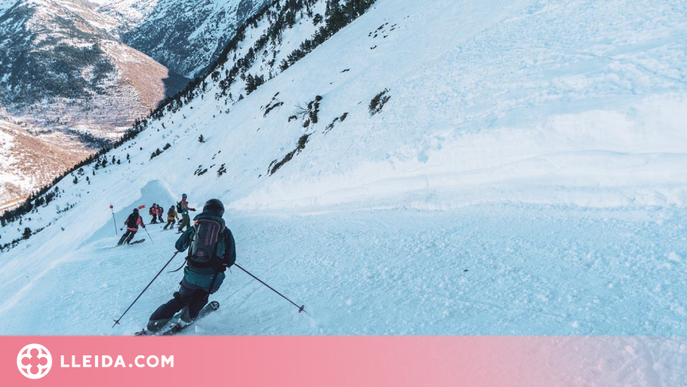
[1, 0, 687, 382]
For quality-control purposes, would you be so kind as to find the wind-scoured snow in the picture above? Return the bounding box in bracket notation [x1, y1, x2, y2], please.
[1, 0, 687, 381]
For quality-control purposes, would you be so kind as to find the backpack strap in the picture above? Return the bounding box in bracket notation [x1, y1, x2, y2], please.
[207, 271, 220, 293]
[206, 229, 227, 292]
[187, 227, 195, 260]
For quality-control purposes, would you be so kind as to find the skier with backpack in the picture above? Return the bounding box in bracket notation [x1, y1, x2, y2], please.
[163, 205, 179, 230]
[118, 208, 146, 245]
[149, 204, 158, 224]
[176, 193, 196, 233]
[156, 205, 164, 223]
[146, 199, 236, 333]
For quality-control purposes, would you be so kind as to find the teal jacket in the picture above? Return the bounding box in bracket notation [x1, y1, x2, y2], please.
[175, 211, 236, 292]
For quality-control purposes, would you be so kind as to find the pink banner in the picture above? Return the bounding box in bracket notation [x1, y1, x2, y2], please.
[2, 336, 686, 386]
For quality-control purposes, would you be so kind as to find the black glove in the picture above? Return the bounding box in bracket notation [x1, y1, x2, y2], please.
[225, 255, 236, 269]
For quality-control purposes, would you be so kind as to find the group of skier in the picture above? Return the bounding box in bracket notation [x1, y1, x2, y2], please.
[149, 202, 183, 230]
[117, 194, 198, 246]
[148, 204, 164, 224]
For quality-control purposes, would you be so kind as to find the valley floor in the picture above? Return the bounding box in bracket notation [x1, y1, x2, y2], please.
[1, 204, 685, 336]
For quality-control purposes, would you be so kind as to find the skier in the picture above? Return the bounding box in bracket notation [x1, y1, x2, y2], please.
[176, 194, 196, 233]
[156, 205, 164, 223]
[146, 199, 236, 333]
[163, 205, 179, 230]
[118, 208, 145, 245]
[149, 204, 158, 224]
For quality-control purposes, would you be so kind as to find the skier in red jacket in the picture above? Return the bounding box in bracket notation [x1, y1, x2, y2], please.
[156, 204, 164, 223]
[118, 208, 145, 245]
[149, 204, 158, 224]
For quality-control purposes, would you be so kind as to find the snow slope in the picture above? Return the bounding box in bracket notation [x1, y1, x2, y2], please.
[0, 0, 15, 15]
[1, 2, 687, 382]
[3, 203, 687, 337]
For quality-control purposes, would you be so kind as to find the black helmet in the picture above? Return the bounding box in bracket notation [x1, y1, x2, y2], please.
[203, 199, 224, 216]
[133, 208, 139, 214]
[182, 193, 187, 199]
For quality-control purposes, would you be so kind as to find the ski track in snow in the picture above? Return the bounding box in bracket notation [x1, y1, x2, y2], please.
[1, 204, 687, 337]
[1, 0, 687, 382]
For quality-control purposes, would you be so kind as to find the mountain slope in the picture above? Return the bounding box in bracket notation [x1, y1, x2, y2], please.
[0, 2, 686, 377]
[0, 118, 89, 212]
[0, 0, 190, 211]
[0, 0, 276, 213]
[84, 0, 159, 33]
[123, 0, 269, 78]
[0, 0, 184, 132]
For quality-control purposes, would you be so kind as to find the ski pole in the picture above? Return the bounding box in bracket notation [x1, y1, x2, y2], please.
[142, 224, 153, 243]
[110, 205, 117, 235]
[234, 264, 306, 313]
[112, 252, 178, 328]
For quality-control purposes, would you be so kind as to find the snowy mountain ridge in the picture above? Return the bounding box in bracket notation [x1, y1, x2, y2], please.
[123, 0, 269, 78]
[84, 0, 160, 33]
[0, 5, 687, 383]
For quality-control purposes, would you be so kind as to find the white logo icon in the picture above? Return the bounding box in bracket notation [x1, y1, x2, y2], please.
[17, 344, 52, 379]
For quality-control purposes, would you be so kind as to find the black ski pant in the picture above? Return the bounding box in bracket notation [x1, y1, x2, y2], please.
[150, 215, 157, 224]
[117, 229, 137, 245]
[158, 215, 164, 223]
[163, 219, 176, 230]
[147, 279, 210, 332]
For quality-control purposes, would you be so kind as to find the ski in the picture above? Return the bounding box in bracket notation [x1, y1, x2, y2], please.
[162, 301, 220, 335]
[135, 301, 220, 336]
[115, 239, 146, 247]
